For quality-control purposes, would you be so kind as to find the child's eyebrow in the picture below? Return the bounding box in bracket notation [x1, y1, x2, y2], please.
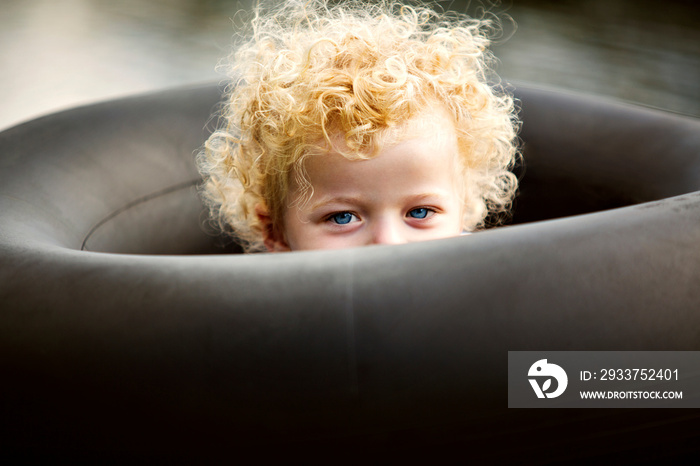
[309, 192, 453, 211]
[407, 192, 454, 203]
[310, 196, 365, 211]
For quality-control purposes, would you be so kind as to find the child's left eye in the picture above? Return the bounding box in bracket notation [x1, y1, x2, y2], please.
[328, 212, 357, 225]
[407, 207, 433, 219]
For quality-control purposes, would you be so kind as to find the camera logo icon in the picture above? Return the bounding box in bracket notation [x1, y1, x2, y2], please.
[528, 359, 568, 399]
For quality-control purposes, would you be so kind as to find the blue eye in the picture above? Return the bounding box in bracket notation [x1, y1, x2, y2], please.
[329, 212, 356, 225]
[408, 208, 430, 219]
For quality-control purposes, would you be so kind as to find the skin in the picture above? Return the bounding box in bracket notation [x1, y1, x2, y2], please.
[260, 111, 466, 251]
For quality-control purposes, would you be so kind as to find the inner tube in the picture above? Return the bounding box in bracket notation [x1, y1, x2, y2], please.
[1, 83, 700, 461]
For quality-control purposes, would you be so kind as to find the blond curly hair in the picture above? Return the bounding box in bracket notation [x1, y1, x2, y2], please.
[197, 0, 519, 252]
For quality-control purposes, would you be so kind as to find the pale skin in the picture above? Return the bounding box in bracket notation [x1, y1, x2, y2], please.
[259, 111, 467, 251]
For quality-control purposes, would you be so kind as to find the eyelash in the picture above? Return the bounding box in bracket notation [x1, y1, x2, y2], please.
[326, 211, 358, 225]
[407, 207, 435, 219]
[324, 207, 437, 225]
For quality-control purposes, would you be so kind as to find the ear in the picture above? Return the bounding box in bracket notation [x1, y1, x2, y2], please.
[255, 204, 291, 252]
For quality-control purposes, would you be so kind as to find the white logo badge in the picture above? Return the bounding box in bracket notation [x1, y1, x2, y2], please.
[528, 359, 568, 399]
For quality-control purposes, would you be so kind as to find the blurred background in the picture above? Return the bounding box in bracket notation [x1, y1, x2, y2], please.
[1, 0, 698, 131]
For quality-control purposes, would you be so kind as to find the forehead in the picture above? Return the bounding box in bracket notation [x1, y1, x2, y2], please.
[301, 112, 460, 192]
[314, 106, 458, 159]
[375, 106, 457, 150]
[286, 106, 462, 204]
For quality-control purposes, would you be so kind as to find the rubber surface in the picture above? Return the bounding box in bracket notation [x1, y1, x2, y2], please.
[2, 83, 700, 461]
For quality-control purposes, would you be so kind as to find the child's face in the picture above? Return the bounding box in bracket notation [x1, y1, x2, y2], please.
[267, 112, 465, 251]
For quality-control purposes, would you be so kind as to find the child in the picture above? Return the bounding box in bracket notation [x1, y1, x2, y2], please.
[197, 0, 519, 252]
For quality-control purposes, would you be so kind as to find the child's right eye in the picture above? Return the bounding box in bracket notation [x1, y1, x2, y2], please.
[327, 212, 357, 225]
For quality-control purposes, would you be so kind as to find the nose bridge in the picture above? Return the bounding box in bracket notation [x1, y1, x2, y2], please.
[370, 214, 406, 245]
